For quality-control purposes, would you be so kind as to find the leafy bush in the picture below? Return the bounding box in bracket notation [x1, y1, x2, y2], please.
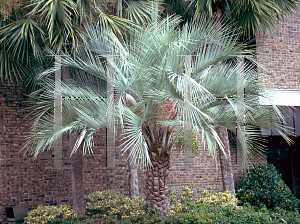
[84, 190, 146, 218]
[169, 186, 196, 215]
[197, 189, 237, 207]
[169, 186, 237, 215]
[24, 204, 77, 224]
[237, 162, 299, 211]
[171, 204, 300, 224]
[28, 186, 300, 224]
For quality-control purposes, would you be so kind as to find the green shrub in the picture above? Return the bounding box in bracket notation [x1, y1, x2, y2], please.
[237, 162, 299, 212]
[169, 186, 237, 215]
[24, 204, 77, 224]
[197, 189, 237, 207]
[84, 190, 146, 218]
[169, 186, 196, 215]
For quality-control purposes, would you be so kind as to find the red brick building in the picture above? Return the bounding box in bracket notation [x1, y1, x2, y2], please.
[256, 3, 300, 199]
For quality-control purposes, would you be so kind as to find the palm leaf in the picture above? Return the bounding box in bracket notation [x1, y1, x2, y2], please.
[28, 0, 77, 43]
[0, 17, 44, 62]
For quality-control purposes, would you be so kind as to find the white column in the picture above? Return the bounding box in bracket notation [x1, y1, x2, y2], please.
[184, 55, 193, 169]
[54, 55, 62, 168]
[106, 56, 115, 168]
[236, 56, 245, 170]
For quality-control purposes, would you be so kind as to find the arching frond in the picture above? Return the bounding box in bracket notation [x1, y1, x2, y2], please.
[0, 17, 44, 62]
[28, 0, 77, 42]
[22, 75, 107, 158]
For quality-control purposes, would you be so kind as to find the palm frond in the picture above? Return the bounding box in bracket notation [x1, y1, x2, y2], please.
[123, 0, 159, 25]
[0, 17, 44, 62]
[22, 75, 108, 158]
[227, 0, 299, 38]
[28, 0, 77, 43]
[96, 10, 139, 36]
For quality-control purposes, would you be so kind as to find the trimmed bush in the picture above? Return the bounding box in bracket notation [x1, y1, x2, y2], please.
[237, 162, 299, 211]
[28, 186, 300, 224]
[169, 186, 195, 215]
[169, 186, 237, 215]
[51, 203, 300, 223]
[24, 204, 77, 224]
[84, 190, 146, 218]
[197, 189, 237, 207]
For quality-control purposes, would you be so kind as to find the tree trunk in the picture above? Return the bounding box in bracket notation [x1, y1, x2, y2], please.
[70, 133, 85, 216]
[124, 90, 139, 199]
[127, 147, 139, 198]
[217, 126, 235, 195]
[146, 157, 170, 217]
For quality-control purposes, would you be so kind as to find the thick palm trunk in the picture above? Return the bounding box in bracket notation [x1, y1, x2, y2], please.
[70, 133, 85, 216]
[127, 147, 139, 198]
[217, 126, 235, 195]
[146, 154, 170, 216]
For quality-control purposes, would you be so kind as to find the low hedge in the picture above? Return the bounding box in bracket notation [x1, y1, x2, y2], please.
[24, 204, 77, 224]
[50, 204, 300, 224]
[84, 190, 146, 218]
[169, 186, 237, 215]
[27, 186, 300, 224]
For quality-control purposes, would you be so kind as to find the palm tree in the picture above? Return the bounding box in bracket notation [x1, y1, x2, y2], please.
[40, 14, 294, 216]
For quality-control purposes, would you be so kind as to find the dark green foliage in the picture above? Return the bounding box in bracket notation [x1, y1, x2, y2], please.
[237, 162, 299, 212]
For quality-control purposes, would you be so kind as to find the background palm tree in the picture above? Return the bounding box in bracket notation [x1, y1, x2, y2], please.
[23, 69, 109, 215]
[0, 0, 151, 85]
[158, 0, 299, 41]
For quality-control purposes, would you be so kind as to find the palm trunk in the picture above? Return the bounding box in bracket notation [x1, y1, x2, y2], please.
[217, 126, 235, 195]
[127, 147, 139, 198]
[62, 60, 85, 215]
[70, 133, 85, 216]
[124, 90, 139, 199]
[146, 154, 170, 217]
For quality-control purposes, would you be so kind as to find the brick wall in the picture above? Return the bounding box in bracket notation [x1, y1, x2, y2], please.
[168, 134, 224, 197]
[256, 4, 300, 90]
[0, 82, 229, 223]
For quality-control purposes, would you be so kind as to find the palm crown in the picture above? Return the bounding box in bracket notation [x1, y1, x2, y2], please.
[24, 14, 293, 168]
